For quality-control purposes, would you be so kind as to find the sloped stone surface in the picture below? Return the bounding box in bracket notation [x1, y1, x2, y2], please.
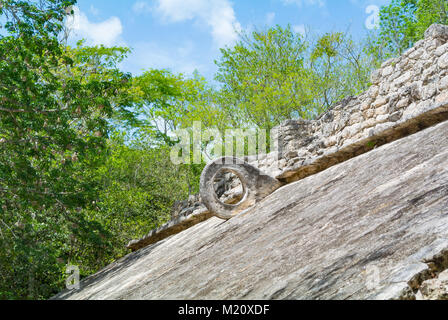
[54, 120, 448, 300]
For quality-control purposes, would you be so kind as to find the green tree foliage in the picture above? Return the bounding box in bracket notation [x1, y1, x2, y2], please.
[377, 0, 419, 55]
[81, 131, 198, 267]
[215, 25, 313, 130]
[415, 0, 448, 35]
[309, 31, 374, 112]
[0, 0, 206, 297]
[132, 70, 203, 139]
[214, 25, 375, 130]
[64, 41, 137, 128]
[0, 0, 135, 299]
[378, 0, 448, 55]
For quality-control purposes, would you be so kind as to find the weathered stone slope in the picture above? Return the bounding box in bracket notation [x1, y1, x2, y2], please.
[54, 119, 448, 300]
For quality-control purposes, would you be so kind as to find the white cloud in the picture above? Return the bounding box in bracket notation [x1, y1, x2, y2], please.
[348, 0, 389, 8]
[145, 0, 241, 48]
[66, 7, 123, 47]
[123, 41, 206, 76]
[132, 1, 152, 14]
[282, 0, 325, 7]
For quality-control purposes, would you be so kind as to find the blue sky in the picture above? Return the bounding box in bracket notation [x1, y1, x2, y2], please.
[68, 0, 392, 81]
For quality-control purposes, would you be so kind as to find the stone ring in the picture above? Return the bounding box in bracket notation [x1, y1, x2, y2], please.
[200, 157, 283, 220]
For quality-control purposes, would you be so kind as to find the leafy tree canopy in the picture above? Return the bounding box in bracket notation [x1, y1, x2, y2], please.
[378, 0, 448, 55]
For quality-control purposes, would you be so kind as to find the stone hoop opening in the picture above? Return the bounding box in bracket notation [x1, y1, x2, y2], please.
[200, 157, 283, 220]
[212, 168, 248, 207]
